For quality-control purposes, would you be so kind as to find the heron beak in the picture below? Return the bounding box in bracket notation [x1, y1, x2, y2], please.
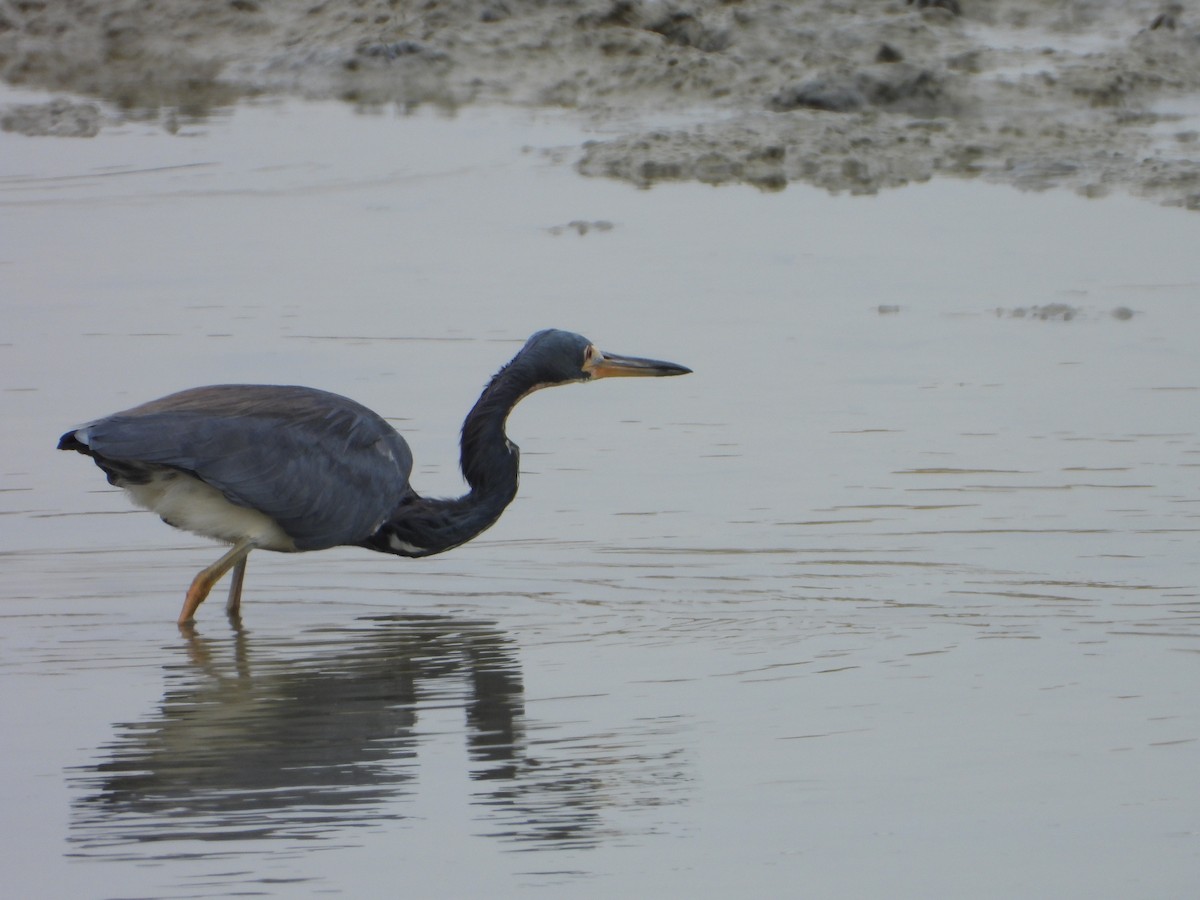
[587, 348, 692, 379]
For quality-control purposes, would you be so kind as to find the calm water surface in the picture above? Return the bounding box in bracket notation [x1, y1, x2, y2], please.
[1, 92, 1198, 898]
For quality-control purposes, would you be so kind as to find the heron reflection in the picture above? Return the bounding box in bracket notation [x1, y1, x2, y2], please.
[68, 615, 687, 858]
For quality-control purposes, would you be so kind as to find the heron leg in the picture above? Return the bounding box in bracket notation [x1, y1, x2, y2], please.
[225, 556, 248, 620]
[178, 539, 256, 626]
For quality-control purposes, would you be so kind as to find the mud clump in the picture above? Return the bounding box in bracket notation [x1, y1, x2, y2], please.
[2, 0, 1200, 209]
[2, 98, 101, 136]
[994, 304, 1139, 321]
[768, 65, 959, 117]
[547, 219, 615, 236]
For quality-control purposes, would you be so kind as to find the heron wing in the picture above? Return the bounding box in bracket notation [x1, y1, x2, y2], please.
[75, 385, 413, 550]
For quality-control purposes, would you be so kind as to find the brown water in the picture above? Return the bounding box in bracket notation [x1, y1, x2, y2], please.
[2, 93, 1198, 898]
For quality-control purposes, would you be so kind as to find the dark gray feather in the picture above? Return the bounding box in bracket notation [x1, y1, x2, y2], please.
[72, 385, 413, 550]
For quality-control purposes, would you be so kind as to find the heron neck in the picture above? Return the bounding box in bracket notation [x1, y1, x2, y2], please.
[362, 364, 527, 558]
[459, 364, 529, 496]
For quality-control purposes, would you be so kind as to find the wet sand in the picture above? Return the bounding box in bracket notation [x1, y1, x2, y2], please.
[3, 0, 1200, 207]
[2, 98, 1198, 897]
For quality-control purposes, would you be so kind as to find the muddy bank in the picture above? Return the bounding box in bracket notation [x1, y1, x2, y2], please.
[2, 0, 1199, 207]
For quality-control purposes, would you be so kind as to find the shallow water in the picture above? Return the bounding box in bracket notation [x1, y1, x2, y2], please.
[2, 93, 1198, 898]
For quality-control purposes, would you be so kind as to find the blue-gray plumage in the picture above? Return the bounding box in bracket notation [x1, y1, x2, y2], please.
[58, 330, 691, 626]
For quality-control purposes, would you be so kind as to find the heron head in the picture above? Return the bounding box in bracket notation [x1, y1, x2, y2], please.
[518, 329, 692, 385]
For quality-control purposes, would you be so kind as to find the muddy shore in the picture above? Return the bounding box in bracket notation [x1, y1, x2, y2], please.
[2, 0, 1198, 207]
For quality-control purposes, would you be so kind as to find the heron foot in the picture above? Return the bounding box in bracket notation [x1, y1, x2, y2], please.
[177, 540, 256, 625]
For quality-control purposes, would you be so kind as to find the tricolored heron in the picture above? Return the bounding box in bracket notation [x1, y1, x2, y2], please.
[58, 329, 690, 625]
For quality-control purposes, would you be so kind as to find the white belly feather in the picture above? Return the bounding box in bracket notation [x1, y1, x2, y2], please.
[121, 470, 297, 552]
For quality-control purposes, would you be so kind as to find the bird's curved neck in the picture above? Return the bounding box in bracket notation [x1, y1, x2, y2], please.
[363, 363, 532, 558]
